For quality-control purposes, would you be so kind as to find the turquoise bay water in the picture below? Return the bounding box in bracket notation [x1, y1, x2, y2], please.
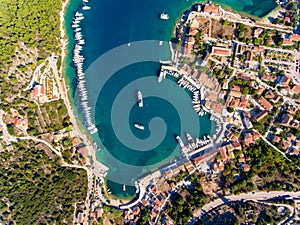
[64, 0, 277, 197]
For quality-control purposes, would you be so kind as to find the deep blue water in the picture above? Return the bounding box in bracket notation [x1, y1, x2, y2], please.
[65, 0, 277, 197]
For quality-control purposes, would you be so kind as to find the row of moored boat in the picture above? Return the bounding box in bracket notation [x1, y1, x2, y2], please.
[72, 9, 98, 134]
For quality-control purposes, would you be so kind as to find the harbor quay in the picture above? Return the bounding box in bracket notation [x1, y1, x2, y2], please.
[117, 55, 227, 211]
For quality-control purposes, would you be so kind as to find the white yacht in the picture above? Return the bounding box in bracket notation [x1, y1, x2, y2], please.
[82, 5, 91, 10]
[137, 91, 143, 107]
[160, 12, 169, 20]
[176, 136, 185, 148]
[134, 123, 144, 130]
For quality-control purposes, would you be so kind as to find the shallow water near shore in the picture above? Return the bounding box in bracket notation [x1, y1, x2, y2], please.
[64, 0, 277, 197]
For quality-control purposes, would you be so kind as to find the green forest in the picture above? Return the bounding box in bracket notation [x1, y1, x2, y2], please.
[0, 140, 87, 224]
[0, 0, 62, 73]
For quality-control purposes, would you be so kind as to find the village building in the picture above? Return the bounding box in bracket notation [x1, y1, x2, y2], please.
[258, 96, 273, 111]
[211, 46, 232, 57]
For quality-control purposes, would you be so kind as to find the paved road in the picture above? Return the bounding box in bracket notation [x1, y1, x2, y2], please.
[188, 191, 300, 225]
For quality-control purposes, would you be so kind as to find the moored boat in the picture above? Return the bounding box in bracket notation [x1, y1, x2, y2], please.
[176, 136, 185, 148]
[137, 91, 143, 107]
[134, 123, 144, 130]
[82, 5, 91, 10]
[160, 12, 169, 20]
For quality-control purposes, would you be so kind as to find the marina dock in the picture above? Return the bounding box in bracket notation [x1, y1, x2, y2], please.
[72, 8, 98, 135]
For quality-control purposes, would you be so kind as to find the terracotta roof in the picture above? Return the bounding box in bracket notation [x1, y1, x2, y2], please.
[282, 140, 291, 150]
[193, 156, 203, 166]
[13, 118, 22, 126]
[232, 85, 241, 92]
[292, 85, 300, 94]
[239, 97, 248, 108]
[233, 142, 241, 149]
[273, 135, 281, 143]
[189, 27, 198, 36]
[243, 164, 250, 172]
[184, 42, 193, 55]
[283, 39, 293, 45]
[284, 16, 291, 23]
[203, 5, 219, 14]
[219, 147, 228, 161]
[212, 47, 231, 56]
[281, 75, 291, 86]
[77, 146, 88, 157]
[253, 46, 264, 51]
[281, 113, 292, 126]
[261, 73, 275, 81]
[265, 90, 275, 99]
[290, 34, 300, 41]
[258, 96, 273, 111]
[230, 90, 242, 98]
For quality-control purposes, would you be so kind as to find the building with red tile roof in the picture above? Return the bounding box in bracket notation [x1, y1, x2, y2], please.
[292, 85, 300, 94]
[233, 142, 242, 149]
[287, 105, 298, 115]
[30, 84, 45, 98]
[232, 85, 241, 92]
[290, 34, 300, 41]
[193, 155, 203, 166]
[184, 36, 195, 55]
[243, 164, 250, 172]
[265, 90, 275, 99]
[188, 27, 198, 36]
[243, 131, 260, 147]
[287, 133, 295, 142]
[290, 147, 299, 155]
[258, 96, 273, 111]
[184, 161, 195, 174]
[203, 4, 219, 14]
[252, 110, 268, 122]
[281, 113, 292, 126]
[284, 16, 291, 23]
[282, 140, 290, 150]
[141, 199, 149, 206]
[219, 146, 228, 161]
[13, 117, 24, 129]
[77, 146, 88, 157]
[273, 135, 281, 143]
[253, 46, 264, 51]
[261, 73, 276, 82]
[212, 47, 231, 56]
[283, 39, 293, 46]
[281, 75, 291, 86]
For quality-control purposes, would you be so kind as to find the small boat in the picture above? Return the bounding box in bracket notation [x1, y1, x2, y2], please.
[122, 185, 126, 191]
[82, 5, 91, 10]
[158, 69, 165, 83]
[159, 41, 163, 45]
[175, 136, 185, 148]
[135, 181, 139, 193]
[134, 123, 144, 130]
[137, 91, 143, 107]
[160, 12, 169, 20]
